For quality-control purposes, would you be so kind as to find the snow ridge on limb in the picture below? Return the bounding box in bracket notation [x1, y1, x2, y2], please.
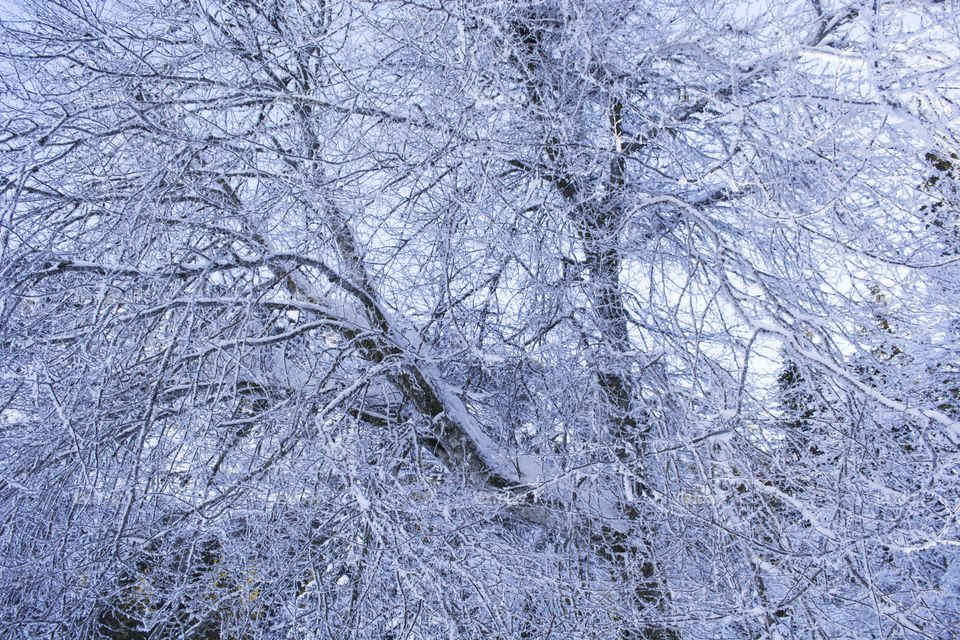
[271, 203, 636, 536]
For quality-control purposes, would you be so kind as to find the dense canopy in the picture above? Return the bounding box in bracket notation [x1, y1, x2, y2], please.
[1, 1, 959, 638]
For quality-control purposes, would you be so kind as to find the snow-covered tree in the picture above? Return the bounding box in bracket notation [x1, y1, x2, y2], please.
[2, 1, 959, 638]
